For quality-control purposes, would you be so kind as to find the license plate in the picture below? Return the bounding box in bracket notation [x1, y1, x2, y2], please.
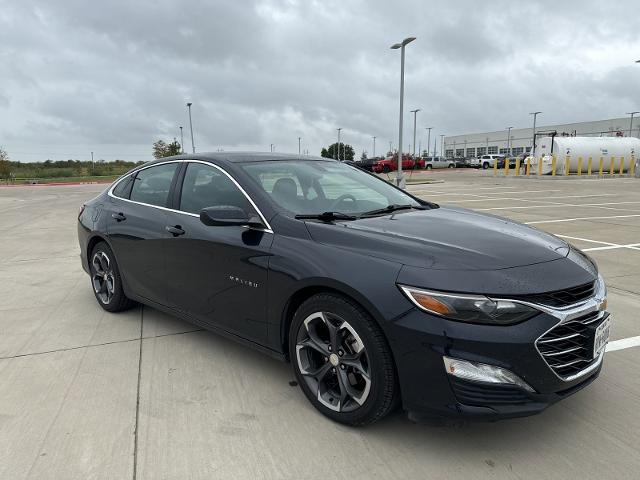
[593, 316, 611, 358]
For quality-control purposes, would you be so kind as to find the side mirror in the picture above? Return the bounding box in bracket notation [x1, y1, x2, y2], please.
[200, 205, 264, 228]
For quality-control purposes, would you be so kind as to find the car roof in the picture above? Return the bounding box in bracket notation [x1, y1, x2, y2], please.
[143, 152, 330, 167]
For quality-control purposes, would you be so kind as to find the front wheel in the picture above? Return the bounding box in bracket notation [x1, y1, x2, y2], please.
[290, 293, 398, 426]
[482, 162, 490, 169]
[426, 164, 432, 170]
[382, 165, 391, 173]
[448, 164, 454, 168]
[89, 242, 136, 312]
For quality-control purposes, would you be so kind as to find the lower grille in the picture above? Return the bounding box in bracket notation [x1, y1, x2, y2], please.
[450, 377, 531, 406]
[536, 311, 605, 378]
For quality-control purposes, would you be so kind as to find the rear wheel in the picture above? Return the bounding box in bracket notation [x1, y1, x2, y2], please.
[448, 164, 454, 168]
[382, 165, 391, 173]
[290, 293, 398, 426]
[89, 242, 136, 312]
[426, 164, 432, 170]
[482, 162, 489, 169]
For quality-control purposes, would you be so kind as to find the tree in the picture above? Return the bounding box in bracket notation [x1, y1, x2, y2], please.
[152, 139, 182, 159]
[0, 147, 10, 182]
[320, 142, 355, 161]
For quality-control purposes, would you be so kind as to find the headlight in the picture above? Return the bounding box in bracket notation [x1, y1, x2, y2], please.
[399, 285, 539, 325]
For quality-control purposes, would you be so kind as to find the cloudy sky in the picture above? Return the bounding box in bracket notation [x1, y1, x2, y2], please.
[1, 0, 639, 162]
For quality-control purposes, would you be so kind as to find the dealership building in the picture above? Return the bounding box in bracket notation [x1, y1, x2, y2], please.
[443, 117, 640, 158]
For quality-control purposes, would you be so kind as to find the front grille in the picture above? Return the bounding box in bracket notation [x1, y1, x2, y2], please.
[512, 281, 595, 308]
[450, 377, 531, 406]
[517, 281, 595, 308]
[536, 311, 605, 378]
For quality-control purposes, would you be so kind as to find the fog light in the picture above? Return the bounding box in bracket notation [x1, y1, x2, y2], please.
[443, 356, 535, 393]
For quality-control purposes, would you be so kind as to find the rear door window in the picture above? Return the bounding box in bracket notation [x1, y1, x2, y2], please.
[112, 174, 134, 199]
[130, 163, 179, 207]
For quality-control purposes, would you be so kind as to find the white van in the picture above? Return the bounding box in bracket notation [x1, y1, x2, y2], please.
[470, 154, 503, 169]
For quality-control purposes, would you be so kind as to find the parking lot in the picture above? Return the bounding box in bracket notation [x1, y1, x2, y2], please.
[1, 171, 639, 479]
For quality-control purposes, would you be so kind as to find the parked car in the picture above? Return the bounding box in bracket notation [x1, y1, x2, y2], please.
[454, 158, 470, 168]
[356, 156, 379, 172]
[471, 154, 504, 169]
[78, 153, 609, 425]
[423, 156, 456, 169]
[373, 154, 414, 173]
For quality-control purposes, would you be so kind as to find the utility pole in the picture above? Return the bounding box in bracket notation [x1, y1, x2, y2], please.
[410, 109, 420, 158]
[336, 128, 342, 161]
[506, 126, 513, 156]
[530, 111, 541, 157]
[440, 134, 445, 158]
[270, 143, 274, 153]
[372, 136, 376, 157]
[298, 137, 302, 155]
[91, 151, 94, 174]
[627, 112, 639, 137]
[426, 127, 432, 158]
[186, 102, 195, 153]
[179, 126, 184, 154]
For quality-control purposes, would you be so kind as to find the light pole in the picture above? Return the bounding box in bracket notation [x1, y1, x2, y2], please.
[440, 134, 445, 158]
[179, 126, 184, 154]
[372, 136, 376, 157]
[91, 151, 94, 174]
[506, 126, 513, 156]
[410, 109, 420, 158]
[390, 36, 416, 187]
[626, 112, 639, 137]
[389, 141, 393, 155]
[298, 137, 302, 155]
[425, 127, 432, 158]
[186, 102, 195, 153]
[270, 143, 274, 153]
[530, 111, 541, 157]
[336, 128, 342, 161]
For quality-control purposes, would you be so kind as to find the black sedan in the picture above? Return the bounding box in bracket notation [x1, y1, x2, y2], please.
[78, 153, 609, 425]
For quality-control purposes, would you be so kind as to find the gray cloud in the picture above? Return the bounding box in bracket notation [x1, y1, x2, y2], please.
[1, 0, 639, 161]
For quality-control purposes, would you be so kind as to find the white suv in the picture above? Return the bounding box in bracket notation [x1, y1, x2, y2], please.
[471, 154, 503, 169]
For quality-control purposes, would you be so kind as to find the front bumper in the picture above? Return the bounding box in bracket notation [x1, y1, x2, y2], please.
[386, 306, 607, 422]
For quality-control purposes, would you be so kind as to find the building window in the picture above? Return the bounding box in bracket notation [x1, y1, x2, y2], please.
[466, 147, 476, 157]
[513, 147, 524, 155]
[525, 147, 532, 153]
[455, 148, 464, 157]
[445, 149, 454, 158]
[499, 148, 508, 155]
[488, 146, 498, 155]
[477, 147, 487, 156]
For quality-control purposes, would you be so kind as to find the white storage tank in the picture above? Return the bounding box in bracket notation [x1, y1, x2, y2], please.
[531, 136, 640, 174]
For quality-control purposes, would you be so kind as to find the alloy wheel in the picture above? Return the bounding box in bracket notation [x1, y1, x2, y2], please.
[295, 311, 372, 412]
[91, 251, 115, 305]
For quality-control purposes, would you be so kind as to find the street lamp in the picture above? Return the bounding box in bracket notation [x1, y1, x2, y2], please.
[389, 141, 393, 155]
[506, 126, 513, 156]
[270, 143, 274, 153]
[186, 102, 195, 153]
[372, 136, 376, 157]
[440, 134, 445, 158]
[410, 109, 420, 158]
[530, 111, 541, 157]
[626, 112, 639, 137]
[425, 127, 432, 158]
[179, 126, 184, 154]
[298, 137, 302, 155]
[336, 128, 342, 161]
[390, 36, 416, 187]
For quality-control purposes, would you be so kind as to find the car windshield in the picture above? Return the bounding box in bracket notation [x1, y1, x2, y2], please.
[240, 160, 422, 216]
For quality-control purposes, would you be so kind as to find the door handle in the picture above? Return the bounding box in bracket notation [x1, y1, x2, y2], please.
[165, 225, 185, 237]
[111, 212, 126, 222]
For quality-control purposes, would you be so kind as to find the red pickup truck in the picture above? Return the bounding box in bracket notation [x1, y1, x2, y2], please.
[373, 154, 418, 173]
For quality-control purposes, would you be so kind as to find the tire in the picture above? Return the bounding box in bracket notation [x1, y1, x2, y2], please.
[482, 162, 489, 169]
[382, 165, 391, 173]
[289, 293, 398, 426]
[89, 241, 136, 312]
[448, 164, 454, 168]
[426, 164, 432, 170]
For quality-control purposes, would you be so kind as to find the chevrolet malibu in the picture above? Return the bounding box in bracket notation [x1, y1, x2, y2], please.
[78, 153, 609, 426]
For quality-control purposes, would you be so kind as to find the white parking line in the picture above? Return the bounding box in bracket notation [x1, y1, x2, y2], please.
[449, 194, 616, 204]
[555, 235, 618, 246]
[606, 336, 640, 352]
[555, 234, 640, 252]
[525, 214, 640, 224]
[479, 201, 640, 211]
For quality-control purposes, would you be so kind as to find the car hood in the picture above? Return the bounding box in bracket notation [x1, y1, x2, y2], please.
[304, 206, 570, 271]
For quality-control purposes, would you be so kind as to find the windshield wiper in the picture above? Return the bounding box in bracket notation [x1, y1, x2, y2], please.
[360, 204, 427, 217]
[295, 211, 358, 221]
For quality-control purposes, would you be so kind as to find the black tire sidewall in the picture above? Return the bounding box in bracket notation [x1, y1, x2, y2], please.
[89, 241, 133, 312]
[289, 293, 396, 426]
